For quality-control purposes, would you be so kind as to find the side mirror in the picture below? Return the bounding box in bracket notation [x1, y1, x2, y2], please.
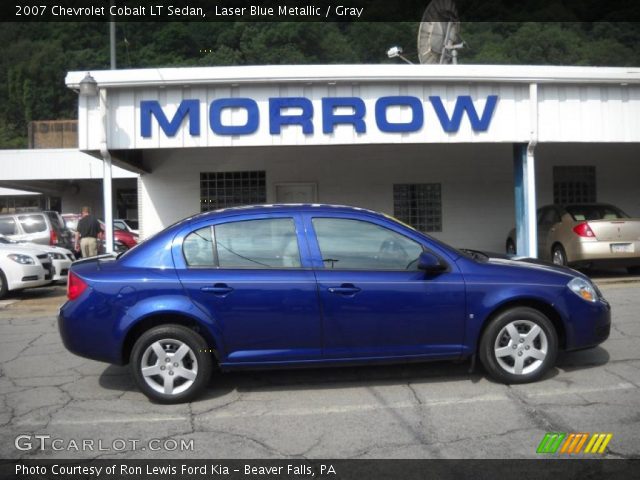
[417, 251, 447, 273]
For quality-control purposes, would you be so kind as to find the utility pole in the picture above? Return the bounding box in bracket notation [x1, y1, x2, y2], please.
[110, 0, 116, 69]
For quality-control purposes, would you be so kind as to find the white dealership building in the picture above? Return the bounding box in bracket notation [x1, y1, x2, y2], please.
[64, 64, 640, 256]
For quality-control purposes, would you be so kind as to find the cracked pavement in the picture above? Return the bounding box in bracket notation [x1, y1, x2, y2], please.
[1, 282, 639, 459]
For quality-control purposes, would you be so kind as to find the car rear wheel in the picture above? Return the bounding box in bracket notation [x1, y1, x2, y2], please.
[479, 307, 558, 384]
[551, 244, 568, 266]
[130, 324, 213, 403]
[0, 269, 7, 299]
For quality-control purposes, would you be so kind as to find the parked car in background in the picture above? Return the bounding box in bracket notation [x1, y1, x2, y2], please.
[0, 242, 53, 298]
[62, 214, 138, 254]
[99, 221, 138, 251]
[114, 219, 139, 235]
[0, 234, 73, 282]
[506, 203, 640, 273]
[0, 211, 74, 251]
[59, 204, 610, 403]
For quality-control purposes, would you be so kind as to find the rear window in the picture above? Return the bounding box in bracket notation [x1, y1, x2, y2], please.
[17, 214, 47, 233]
[0, 217, 18, 235]
[566, 205, 629, 221]
[45, 211, 65, 230]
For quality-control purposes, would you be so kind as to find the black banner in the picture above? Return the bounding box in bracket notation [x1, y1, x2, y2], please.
[2, 0, 640, 22]
[1, 459, 639, 480]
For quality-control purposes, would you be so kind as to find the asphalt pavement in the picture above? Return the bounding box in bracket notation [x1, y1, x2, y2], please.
[1, 280, 639, 459]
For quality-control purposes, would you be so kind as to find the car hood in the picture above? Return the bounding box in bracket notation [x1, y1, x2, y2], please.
[12, 242, 72, 255]
[0, 244, 49, 256]
[463, 249, 587, 282]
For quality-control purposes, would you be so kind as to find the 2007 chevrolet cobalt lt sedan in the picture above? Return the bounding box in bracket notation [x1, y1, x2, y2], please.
[58, 205, 611, 403]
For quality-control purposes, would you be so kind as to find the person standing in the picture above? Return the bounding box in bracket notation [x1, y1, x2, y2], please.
[75, 206, 102, 258]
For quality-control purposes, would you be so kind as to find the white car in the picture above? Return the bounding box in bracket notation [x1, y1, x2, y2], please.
[0, 243, 53, 299]
[0, 234, 73, 282]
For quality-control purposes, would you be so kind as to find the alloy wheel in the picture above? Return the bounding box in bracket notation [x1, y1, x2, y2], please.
[493, 320, 548, 375]
[140, 339, 198, 395]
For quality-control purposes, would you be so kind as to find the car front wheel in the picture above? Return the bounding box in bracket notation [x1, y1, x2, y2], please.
[130, 324, 213, 403]
[479, 307, 558, 384]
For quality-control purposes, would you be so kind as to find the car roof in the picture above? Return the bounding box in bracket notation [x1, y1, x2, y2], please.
[189, 204, 383, 222]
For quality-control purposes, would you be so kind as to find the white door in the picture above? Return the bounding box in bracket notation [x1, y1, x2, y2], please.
[275, 183, 317, 203]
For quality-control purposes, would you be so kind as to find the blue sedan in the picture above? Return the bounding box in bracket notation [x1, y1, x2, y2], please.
[58, 205, 611, 403]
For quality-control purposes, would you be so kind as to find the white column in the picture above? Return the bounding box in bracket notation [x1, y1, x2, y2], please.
[99, 89, 114, 254]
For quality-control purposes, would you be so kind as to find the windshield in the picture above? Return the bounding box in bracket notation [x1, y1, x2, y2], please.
[566, 204, 629, 221]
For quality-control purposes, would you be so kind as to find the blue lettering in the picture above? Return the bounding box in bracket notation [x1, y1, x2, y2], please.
[210, 98, 259, 135]
[269, 97, 314, 135]
[322, 97, 366, 134]
[140, 99, 200, 137]
[429, 95, 498, 133]
[139, 94, 499, 138]
[375, 96, 424, 133]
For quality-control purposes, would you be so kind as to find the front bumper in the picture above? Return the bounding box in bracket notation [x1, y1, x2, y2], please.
[555, 289, 611, 351]
[51, 258, 72, 281]
[7, 264, 51, 291]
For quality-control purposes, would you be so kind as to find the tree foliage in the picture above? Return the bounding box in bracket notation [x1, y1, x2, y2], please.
[0, 21, 638, 147]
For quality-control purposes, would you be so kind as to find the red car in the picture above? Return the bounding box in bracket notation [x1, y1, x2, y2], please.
[62, 214, 138, 254]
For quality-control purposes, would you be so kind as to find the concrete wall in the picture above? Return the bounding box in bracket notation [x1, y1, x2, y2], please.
[140, 143, 640, 253]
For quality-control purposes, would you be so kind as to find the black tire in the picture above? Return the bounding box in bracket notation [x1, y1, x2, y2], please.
[551, 244, 568, 266]
[506, 240, 516, 255]
[479, 307, 558, 384]
[627, 266, 640, 275]
[130, 324, 213, 404]
[0, 269, 7, 299]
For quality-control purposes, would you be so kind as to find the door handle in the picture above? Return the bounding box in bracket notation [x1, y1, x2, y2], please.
[327, 284, 361, 295]
[201, 283, 234, 295]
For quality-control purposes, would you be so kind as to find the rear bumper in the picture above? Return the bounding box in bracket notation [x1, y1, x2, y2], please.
[570, 240, 640, 265]
[58, 300, 123, 365]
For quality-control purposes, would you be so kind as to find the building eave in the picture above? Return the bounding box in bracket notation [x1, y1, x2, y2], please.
[66, 64, 640, 90]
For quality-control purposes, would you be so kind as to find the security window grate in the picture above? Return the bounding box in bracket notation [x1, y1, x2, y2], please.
[200, 171, 266, 212]
[393, 183, 442, 232]
[553, 166, 596, 205]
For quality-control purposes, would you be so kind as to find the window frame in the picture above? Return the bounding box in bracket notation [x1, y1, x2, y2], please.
[393, 183, 443, 233]
[306, 215, 428, 272]
[553, 165, 596, 205]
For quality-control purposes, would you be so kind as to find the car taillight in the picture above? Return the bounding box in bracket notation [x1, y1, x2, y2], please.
[50, 229, 58, 245]
[67, 271, 88, 301]
[573, 222, 596, 238]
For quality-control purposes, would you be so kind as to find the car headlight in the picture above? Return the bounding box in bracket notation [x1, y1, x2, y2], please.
[568, 277, 598, 303]
[8, 254, 35, 265]
[48, 252, 66, 260]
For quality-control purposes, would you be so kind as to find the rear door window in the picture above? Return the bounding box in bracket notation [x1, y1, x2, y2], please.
[183, 227, 215, 267]
[215, 218, 301, 268]
[17, 214, 47, 234]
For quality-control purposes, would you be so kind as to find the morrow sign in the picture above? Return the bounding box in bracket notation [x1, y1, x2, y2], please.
[140, 95, 499, 138]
